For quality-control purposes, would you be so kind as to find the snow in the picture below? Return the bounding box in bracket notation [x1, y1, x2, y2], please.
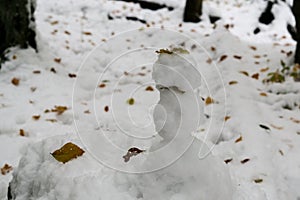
[1, 0, 300, 199]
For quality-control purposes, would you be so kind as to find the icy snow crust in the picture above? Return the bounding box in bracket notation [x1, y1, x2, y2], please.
[1, 0, 300, 199]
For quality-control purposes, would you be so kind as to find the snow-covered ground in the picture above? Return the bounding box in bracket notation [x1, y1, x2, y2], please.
[1, 0, 300, 199]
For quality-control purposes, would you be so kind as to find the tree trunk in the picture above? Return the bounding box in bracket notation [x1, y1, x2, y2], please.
[292, 0, 300, 64]
[0, 0, 37, 67]
[183, 0, 203, 23]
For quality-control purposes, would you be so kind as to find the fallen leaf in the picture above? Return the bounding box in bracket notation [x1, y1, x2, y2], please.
[260, 67, 269, 72]
[224, 158, 233, 164]
[260, 92, 267, 97]
[155, 49, 173, 54]
[251, 73, 259, 80]
[233, 55, 242, 59]
[51, 142, 85, 164]
[104, 106, 109, 112]
[127, 98, 135, 105]
[145, 86, 154, 91]
[83, 31, 92, 35]
[225, 116, 231, 121]
[1, 164, 13, 175]
[64, 30, 71, 35]
[123, 147, 145, 162]
[32, 115, 40, 120]
[254, 179, 263, 183]
[241, 158, 250, 164]
[50, 68, 57, 73]
[219, 55, 228, 62]
[33, 70, 41, 74]
[270, 124, 283, 130]
[254, 55, 261, 59]
[249, 46, 257, 51]
[30, 87, 37, 92]
[235, 136, 243, 143]
[99, 83, 106, 88]
[46, 119, 57, 123]
[279, 149, 284, 156]
[84, 110, 90, 114]
[205, 97, 214, 105]
[259, 124, 271, 131]
[19, 129, 26, 136]
[11, 78, 20, 86]
[51, 106, 68, 115]
[229, 81, 238, 85]
[68, 73, 76, 78]
[210, 46, 216, 52]
[239, 71, 249, 76]
[50, 20, 58, 25]
[290, 117, 300, 124]
[206, 58, 212, 64]
[54, 58, 61, 63]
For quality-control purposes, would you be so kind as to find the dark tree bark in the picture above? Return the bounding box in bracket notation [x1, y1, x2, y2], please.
[292, 0, 300, 64]
[183, 0, 203, 23]
[0, 0, 37, 67]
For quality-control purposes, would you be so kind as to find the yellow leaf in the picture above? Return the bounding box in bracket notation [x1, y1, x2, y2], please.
[51, 142, 85, 164]
[205, 97, 214, 105]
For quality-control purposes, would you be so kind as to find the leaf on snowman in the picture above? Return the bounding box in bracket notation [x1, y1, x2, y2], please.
[51, 142, 85, 164]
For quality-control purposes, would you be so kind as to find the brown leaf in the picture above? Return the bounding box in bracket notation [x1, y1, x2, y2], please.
[239, 71, 249, 76]
[64, 30, 71, 35]
[224, 158, 233, 164]
[251, 73, 259, 80]
[270, 124, 283, 130]
[254, 179, 263, 183]
[219, 55, 228, 62]
[145, 86, 154, 91]
[123, 147, 145, 162]
[32, 115, 41, 120]
[83, 31, 92, 35]
[254, 55, 261, 59]
[290, 117, 300, 124]
[46, 119, 57, 123]
[11, 78, 20, 86]
[99, 83, 106, 88]
[54, 58, 61, 63]
[206, 58, 212, 64]
[104, 106, 109, 112]
[50, 21, 59, 25]
[279, 149, 284, 156]
[205, 97, 214, 105]
[33, 70, 41, 74]
[51, 142, 85, 164]
[19, 129, 26, 137]
[225, 116, 231, 121]
[249, 46, 257, 51]
[260, 67, 269, 72]
[235, 136, 243, 143]
[68, 73, 77, 78]
[229, 81, 238, 85]
[233, 55, 242, 60]
[240, 158, 250, 164]
[50, 68, 57, 73]
[1, 164, 13, 175]
[260, 92, 267, 97]
[210, 46, 216, 52]
[51, 106, 67, 115]
[84, 110, 90, 114]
